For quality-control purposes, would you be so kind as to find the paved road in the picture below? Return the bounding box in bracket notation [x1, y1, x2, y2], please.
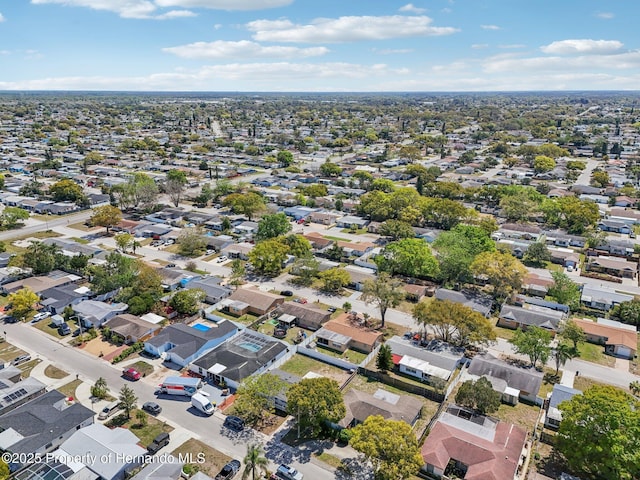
[3, 322, 336, 480]
[0, 210, 94, 242]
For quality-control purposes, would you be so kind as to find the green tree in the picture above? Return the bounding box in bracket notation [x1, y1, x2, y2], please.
[499, 194, 540, 223]
[375, 239, 439, 279]
[115, 233, 134, 253]
[455, 377, 501, 414]
[533, 155, 556, 173]
[350, 415, 423, 480]
[233, 374, 287, 427]
[177, 226, 207, 257]
[248, 238, 289, 276]
[509, 326, 553, 368]
[229, 259, 246, 289]
[553, 343, 576, 375]
[371, 178, 397, 193]
[8, 287, 39, 321]
[378, 220, 415, 240]
[630, 381, 640, 397]
[242, 444, 269, 480]
[119, 384, 138, 419]
[523, 241, 551, 267]
[557, 385, 640, 480]
[91, 377, 108, 399]
[276, 150, 294, 167]
[256, 213, 291, 241]
[559, 319, 586, 350]
[49, 179, 86, 203]
[590, 169, 610, 187]
[361, 272, 404, 327]
[165, 169, 188, 207]
[542, 196, 600, 234]
[223, 192, 266, 220]
[22, 241, 60, 275]
[287, 377, 345, 437]
[0, 207, 30, 229]
[0, 460, 9, 480]
[610, 299, 640, 327]
[290, 257, 320, 286]
[319, 161, 342, 177]
[302, 184, 328, 198]
[548, 271, 581, 310]
[376, 344, 393, 372]
[135, 409, 148, 427]
[319, 267, 350, 293]
[90, 205, 122, 234]
[281, 234, 311, 258]
[470, 250, 527, 301]
[169, 289, 205, 315]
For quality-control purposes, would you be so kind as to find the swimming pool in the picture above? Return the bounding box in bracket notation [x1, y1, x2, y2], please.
[192, 324, 211, 332]
[238, 341, 262, 353]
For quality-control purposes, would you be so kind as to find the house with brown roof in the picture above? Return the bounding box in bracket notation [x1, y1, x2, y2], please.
[308, 211, 341, 226]
[104, 314, 162, 344]
[421, 405, 527, 480]
[585, 255, 637, 278]
[316, 312, 383, 353]
[337, 240, 375, 257]
[227, 286, 285, 316]
[1, 270, 82, 295]
[277, 302, 331, 331]
[302, 232, 334, 251]
[572, 318, 637, 359]
[339, 388, 423, 428]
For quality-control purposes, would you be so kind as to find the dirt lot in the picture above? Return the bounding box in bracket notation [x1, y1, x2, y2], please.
[80, 337, 122, 358]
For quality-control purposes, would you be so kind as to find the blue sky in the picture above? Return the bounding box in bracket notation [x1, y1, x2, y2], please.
[0, 0, 639, 91]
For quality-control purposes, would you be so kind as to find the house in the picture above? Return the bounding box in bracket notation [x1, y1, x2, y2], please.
[227, 287, 284, 316]
[467, 354, 543, 404]
[189, 330, 289, 389]
[597, 219, 632, 234]
[39, 284, 92, 315]
[336, 215, 369, 229]
[572, 318, 638, 359]
[0, 390, 94, 462]
[267, 368, 301, 412]
[521, 273, 554, 297]
[614, 196, 636, 207]
[130, 457, 184, 480]
[421, 405, 527, 480]
[277, 302, 331, 331]
[144, 321, 237, 367]
[581, 285, 633, 311]
[386, 336, 466, 383]
[184, 276, 232, 304]
[337, 240, 375, 257]
[308, 211, 341, 226]
[434, 289, 493, 317]
[339, 388, 423, 428]
[103, 314, 162, 344]
[1, 270, 81, 295]
[302, 232, 334, 251]
[56, 423, 147, 480]
[220, 242, 254, 260]
[73, 300, 128, 328]
[585, 256, 637, 278]
[548, 248, 580, 268]
[317, 313, 384, 353]
[497, 304, 564, 333]
[43, 238, 102, 258]
[404, 284, 431, 302]
[544, 384, 581, 430]
[158, 268, 201, 292]
[344, 265, 376, 291]
[0, 376, 46, 416]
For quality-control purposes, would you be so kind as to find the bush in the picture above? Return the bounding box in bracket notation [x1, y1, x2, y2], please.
[338, 429, 352, 444]
[111, 342, 144, 364]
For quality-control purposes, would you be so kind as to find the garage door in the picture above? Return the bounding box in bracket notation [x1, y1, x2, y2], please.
[617, 346, 632, 358]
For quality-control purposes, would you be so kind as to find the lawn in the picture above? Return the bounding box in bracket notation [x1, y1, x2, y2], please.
[57, 379, 83, 399]
[313, 452, 343, 469]
[573, 375, 619, 392]
[44, 365, 69, 379]
[493, 325, 517, 341]
[279, 354, 351, 384]
[162, 244, 181, 254]
[322, 235, 351, 242]
[340, 228, 368, 235]
[172, 438, 232, 478]
[70, 237, 90, 245]
[493, 401, 541, 432]
[129, 361, 154, 376]
[9, 230, 62, 241]
[18, 358, 42, 377]
[0, 340, 27, 363]
[316, 345, 368, 365]
[106, 409, 174, 446]
[576, 342, 616, 367]
[213, 309, 259, 325]
[256, 322, 308, 345]
[68, 222, 93, 231]
[33, 319, 73, 339]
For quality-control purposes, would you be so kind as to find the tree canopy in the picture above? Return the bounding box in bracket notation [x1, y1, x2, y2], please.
[455, 377, 501, 414]
[470, 250, 527, 301]
[90, 205, 122, 234]
[361, 272, 404, 327]
[375, 238, 439, 279]
[509, 326, 553, 368]
[232, 373, 287, 427]
[256, 213, 291, 241]
[286, 377, 345, 436]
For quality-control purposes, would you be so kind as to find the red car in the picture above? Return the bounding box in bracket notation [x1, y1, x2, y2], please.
[123, 368, 141, 381]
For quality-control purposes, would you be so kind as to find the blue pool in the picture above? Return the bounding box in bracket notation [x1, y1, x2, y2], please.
[192, 324, 211, 332]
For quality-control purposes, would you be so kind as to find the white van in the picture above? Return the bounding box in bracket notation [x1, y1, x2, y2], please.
[98, 401, 123, 420]
[191, 393, 215, 416]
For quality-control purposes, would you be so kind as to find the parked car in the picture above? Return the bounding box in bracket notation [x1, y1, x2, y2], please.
[165, 263, 176, 268]
[11, 354, 32, 366]
[280, 290, 293, 297]
[32, 312, 51, 323]
[206, 249, 215, 255]
[223, 415, 245, 431]
[123, 368, 141, 381]
[327, 306, 337, 313]
[142, 402, 162, 415]
[214, 460, 241, 480]
[273, 464, 303, 480]
[294, 298, 307, 304]
[58, 324, 71, 336]
[217, 255, 228, 263]
[147, 432, 170, 455]
[72, 328, 82, 337]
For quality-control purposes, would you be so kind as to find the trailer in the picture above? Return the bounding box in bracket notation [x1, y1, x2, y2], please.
[159, 376, 203, 396]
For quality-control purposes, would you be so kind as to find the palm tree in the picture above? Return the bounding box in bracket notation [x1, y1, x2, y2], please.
[242, 444, 268, 480]
[553, 343, 576, 375]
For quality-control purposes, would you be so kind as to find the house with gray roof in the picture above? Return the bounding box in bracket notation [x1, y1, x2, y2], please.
[0, 390, 94, 464]
[276, 302, 331, 331]
[43, 238, 102, 257]
[184, 276, 232, 304]
[544, 384, 581, 430]
[144, 321, 237, 367]
[57, 423, 147, 480]
[130, 457, 184, 480]
[497, 304, 564, 333]
[189, 330, 289, 389]
[385, 336, 466, 382]
[73, 300, 128, 328]
[0, 376, 46, 416]
[40, 284, 92, 315]
[467, 354, 543, 404]
[339, 388, 423, 428]
[581, 285, 633, 311]
[434, 288, 493, 317]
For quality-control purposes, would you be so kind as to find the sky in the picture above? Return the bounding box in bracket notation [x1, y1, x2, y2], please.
[0, 0, 639, 92]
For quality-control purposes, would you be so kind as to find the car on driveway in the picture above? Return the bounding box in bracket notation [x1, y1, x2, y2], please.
[217, 255, 228, 263]
[58, 324, 71, 336]
[280, 290, 293, 297]
[32, 312, 51, 323]
[123, 368, 141, 381]
[142, 402, 162, 415]
[272, 464, 303, 480]
[214, 460, 241, 480]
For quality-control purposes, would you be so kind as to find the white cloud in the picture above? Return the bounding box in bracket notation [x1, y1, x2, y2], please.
[399, 3, 426, 14]
[483, 50, 640, 73]
[247, 15, 458, 43]
[163, 40, 329, 59]
[0, 13, 5, 22]
[471, 44, 488, 49]
[154, 0, 293, 10]
[481, 24, 500, 30]
[373, 48, 414, 55]
[595, 12, 614, 19]
[541, 39, 624, 55]
[31, 0, 157, 19]
[155, 10, 197, 19]
[498, 44, 525, 49]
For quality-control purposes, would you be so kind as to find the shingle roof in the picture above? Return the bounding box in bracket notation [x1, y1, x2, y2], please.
[499, 304, 563, 330]
[340, 388, 423, 428]
[434, 289, 493, 316]
[385, 336, 464, 373]
[573, 318, 638, 350]
[278, 302, 331, 329]
[228, 287, 284, 313]
[467, 355, 543, 396]
[147, 322, 236, 358]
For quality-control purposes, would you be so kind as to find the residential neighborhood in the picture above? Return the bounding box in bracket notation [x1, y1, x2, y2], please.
[0, 92, 639, 480]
